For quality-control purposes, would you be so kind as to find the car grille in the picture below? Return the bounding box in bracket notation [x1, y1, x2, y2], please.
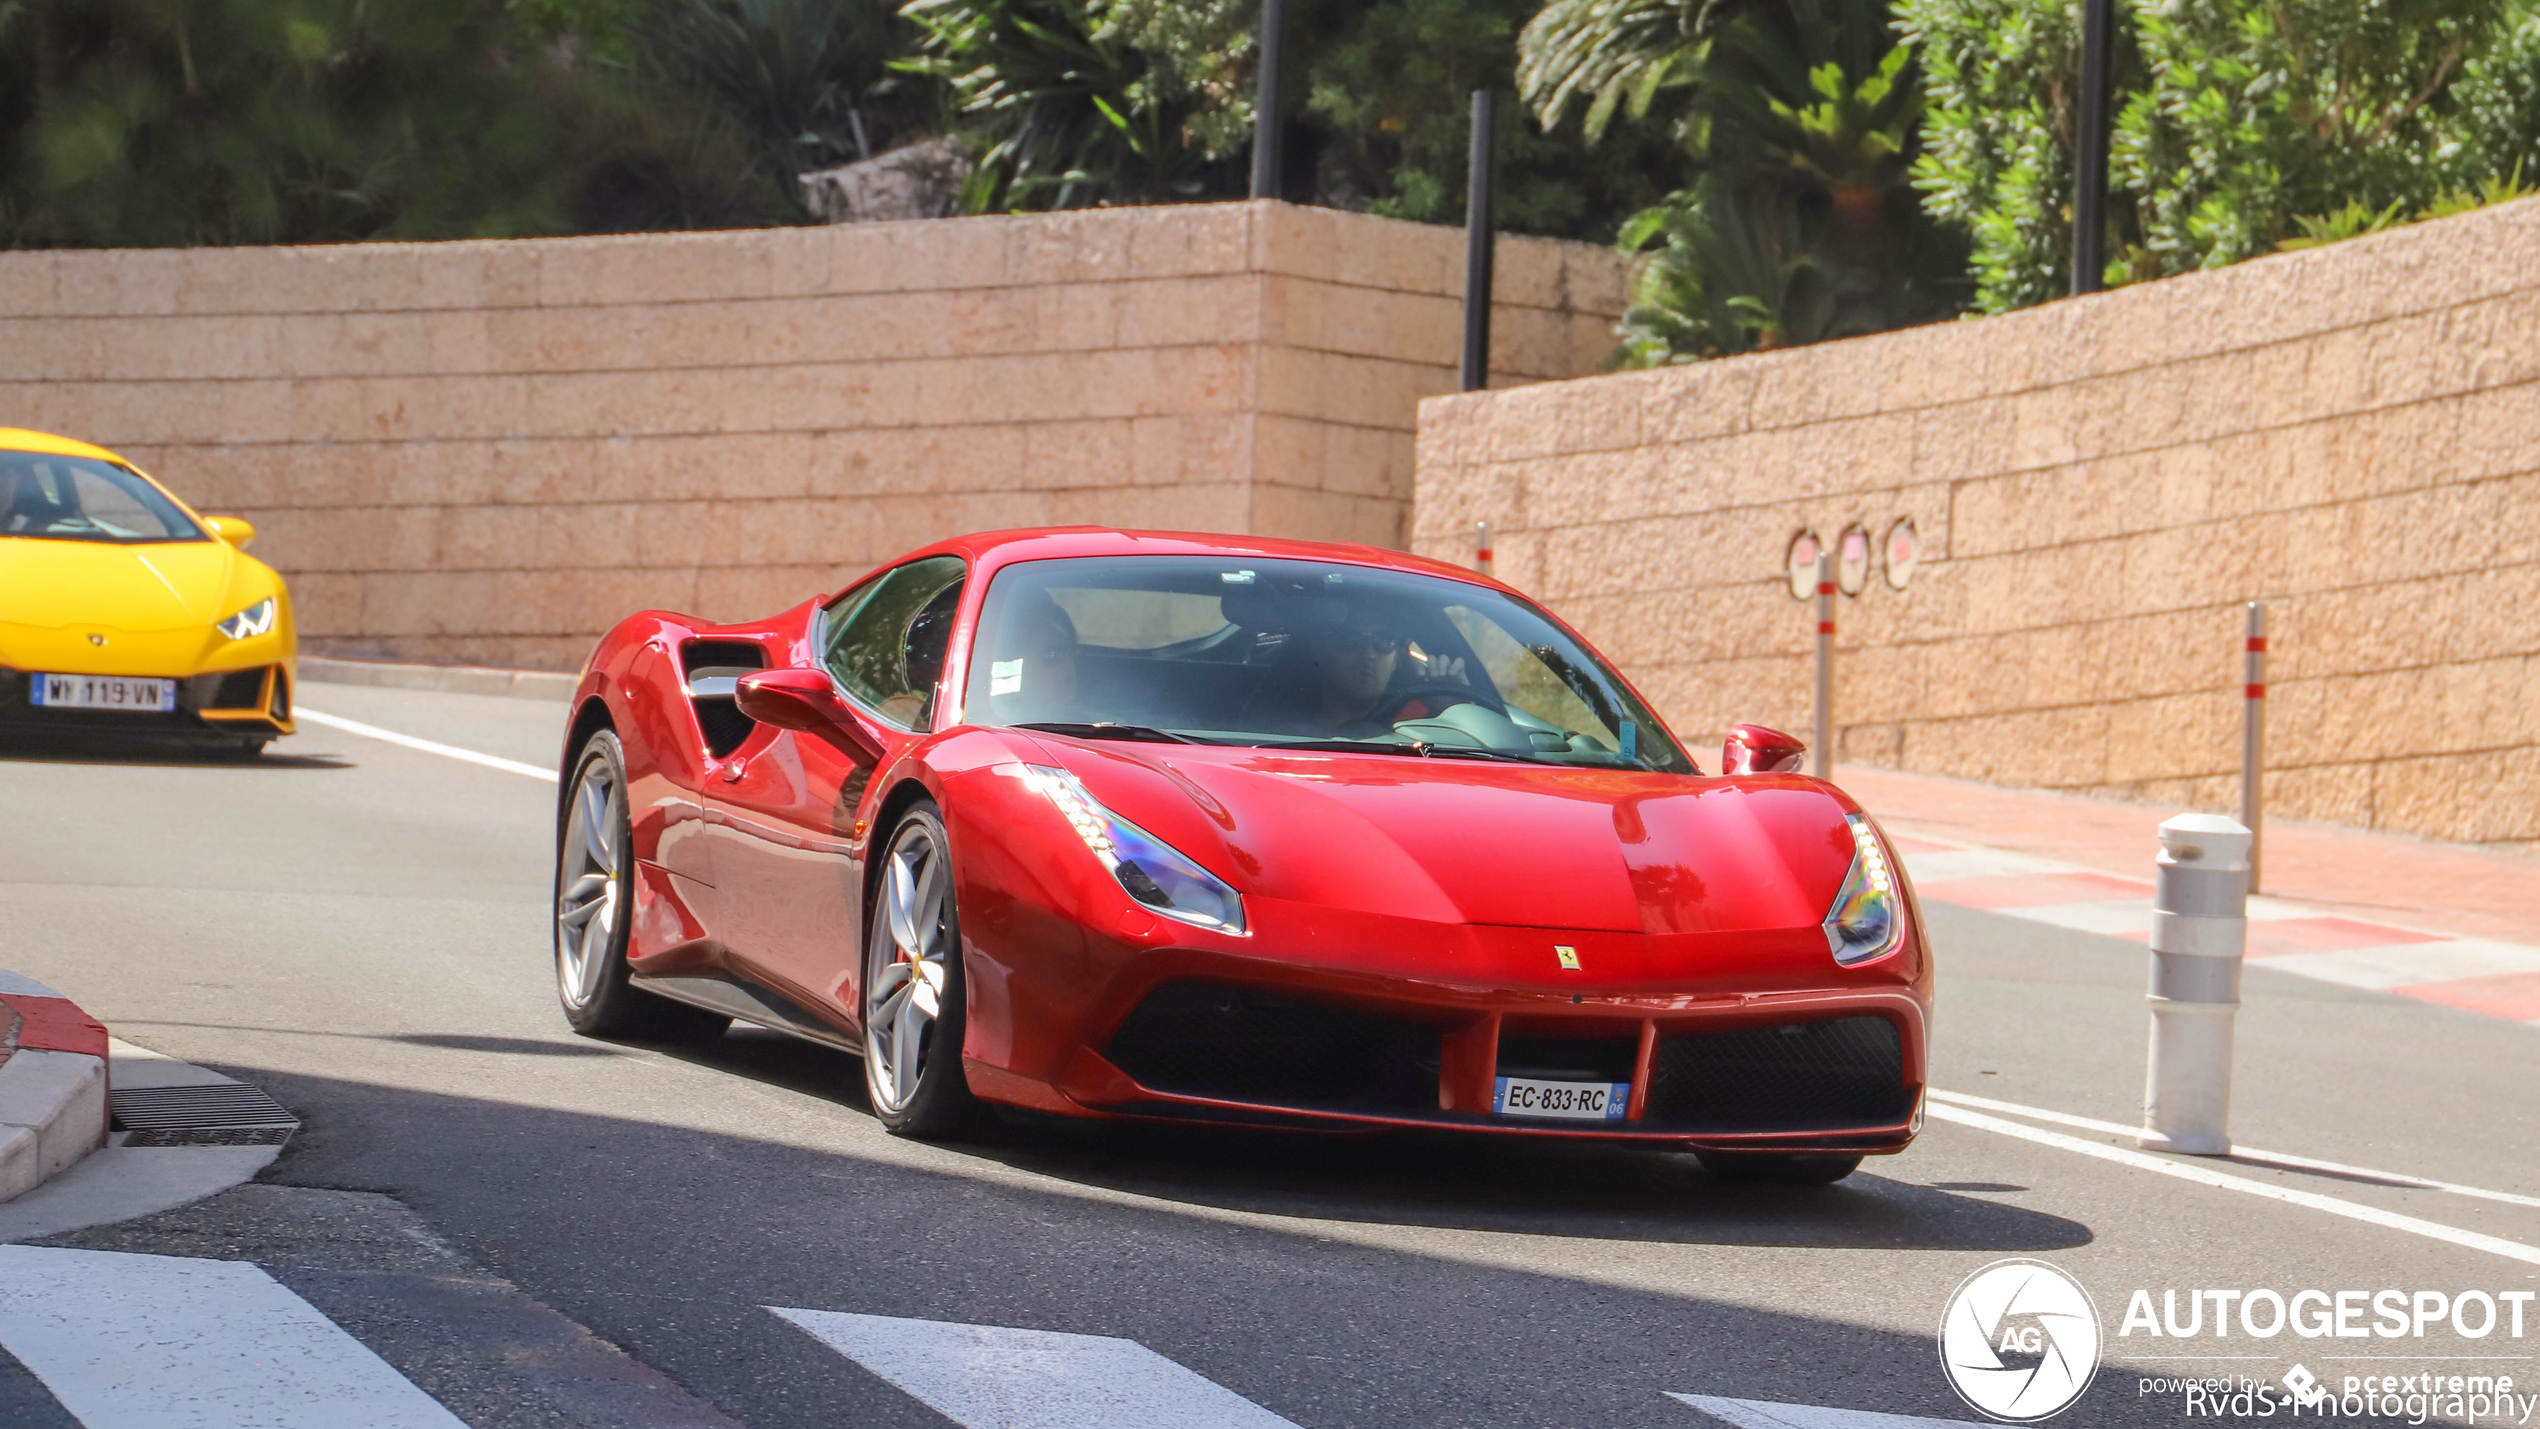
[1642, 1015, 1912, 1131]
[1104, 982, 1440, 1113]
[1497, 1033, 1636, 1082]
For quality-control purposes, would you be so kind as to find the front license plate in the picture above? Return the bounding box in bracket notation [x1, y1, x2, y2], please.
[1493, 1076, 1630, 1122]
[29, 673, 176, 713]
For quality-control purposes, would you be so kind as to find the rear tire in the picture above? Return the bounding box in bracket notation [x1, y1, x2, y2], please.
[1695, 1151, 1864, 1185]
[555, 731, 730, 1042]
[862, 802, 987, 1138]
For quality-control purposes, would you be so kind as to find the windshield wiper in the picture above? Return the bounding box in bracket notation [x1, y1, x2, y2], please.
[1251, 738, 1541, 763]
[1013, 722, 1212, 745]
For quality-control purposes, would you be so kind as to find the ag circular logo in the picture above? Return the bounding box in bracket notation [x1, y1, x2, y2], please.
[1938, 1258, 2102, 1421]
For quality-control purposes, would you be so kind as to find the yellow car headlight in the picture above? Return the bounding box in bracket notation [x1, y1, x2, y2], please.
[216, 597, 277, 641]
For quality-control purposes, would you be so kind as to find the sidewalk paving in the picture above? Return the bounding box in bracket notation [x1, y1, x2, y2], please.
[1838, 765, 2540, 1030]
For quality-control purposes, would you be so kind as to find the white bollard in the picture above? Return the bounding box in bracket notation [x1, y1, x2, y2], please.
[2139, 812, 2251, 1156]
[1812, 551, 1835, 778]
[1476, 521, 1494, 579]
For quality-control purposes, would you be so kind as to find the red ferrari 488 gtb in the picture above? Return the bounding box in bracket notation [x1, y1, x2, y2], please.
[555, 528, 1929, 1182]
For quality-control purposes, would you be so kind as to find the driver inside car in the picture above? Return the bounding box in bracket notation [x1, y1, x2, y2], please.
[1294, 612, 1471, 739]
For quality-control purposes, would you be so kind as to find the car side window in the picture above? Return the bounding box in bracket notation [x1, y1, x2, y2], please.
[821, 556, 967, 731]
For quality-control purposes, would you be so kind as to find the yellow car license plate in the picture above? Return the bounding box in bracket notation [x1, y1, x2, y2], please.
[30, 673, 176, 712]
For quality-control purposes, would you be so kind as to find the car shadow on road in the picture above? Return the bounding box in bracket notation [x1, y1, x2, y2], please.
[0, 732, 348, 770]
[47, 1063, 2175, 1429]
[636, 1026, 2090, 1255]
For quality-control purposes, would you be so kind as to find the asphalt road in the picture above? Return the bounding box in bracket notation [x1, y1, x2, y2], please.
[3, 681, 2536, 1429]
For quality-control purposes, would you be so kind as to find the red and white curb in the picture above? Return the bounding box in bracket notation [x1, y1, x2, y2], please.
[1894, 838, 2540, 1028]
[0, 972, 109, 1204]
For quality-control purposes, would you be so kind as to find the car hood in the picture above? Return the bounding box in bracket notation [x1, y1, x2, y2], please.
[0, 537, 242, 632]
[1031, 739, 1862, 935]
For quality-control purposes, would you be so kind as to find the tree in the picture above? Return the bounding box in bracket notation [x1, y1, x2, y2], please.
[0, 0, 798, 247]
[894, 0, 1683, 237]
[1901, 0, 2540, 310]
[1521, 0, 1966, 361]
[1, 0, 575, 246]
[896, 0, 1248, 209]
[639, 0, 934, 196]
[1302, 0, 1685, 237]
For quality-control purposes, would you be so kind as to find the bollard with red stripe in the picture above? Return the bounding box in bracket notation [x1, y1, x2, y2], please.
[1813, 551, 1835, 778]
[2241, 602, 2266, 893]
[1475, 521, 1494, 580]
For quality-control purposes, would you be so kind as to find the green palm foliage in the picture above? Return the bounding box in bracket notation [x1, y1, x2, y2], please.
[896, 0, 1241, 209]
[1522, 0, 1964, 362]
[639, 0, 928, 183]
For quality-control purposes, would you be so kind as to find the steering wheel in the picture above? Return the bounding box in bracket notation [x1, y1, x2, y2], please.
[1386, 681, 1497, 723]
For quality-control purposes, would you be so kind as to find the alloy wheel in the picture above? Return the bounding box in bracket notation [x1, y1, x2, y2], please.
[556, 754, 623, 1010]
[867, 820, 953, 1114]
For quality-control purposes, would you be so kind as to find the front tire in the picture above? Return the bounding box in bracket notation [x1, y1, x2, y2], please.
[555, 731, 730, 1041]
[863, 803, 986, 1138]
[1695, 1151, 1864, 1185]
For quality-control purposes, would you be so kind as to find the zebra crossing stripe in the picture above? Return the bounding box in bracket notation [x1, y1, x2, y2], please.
[769, 1306, 1304, 1429]
[0, 1245, 464, 1429]
[1670, 1393, 1989, 1429]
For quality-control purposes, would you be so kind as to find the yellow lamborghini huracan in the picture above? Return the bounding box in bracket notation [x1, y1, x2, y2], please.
[0, 428, 295, 756]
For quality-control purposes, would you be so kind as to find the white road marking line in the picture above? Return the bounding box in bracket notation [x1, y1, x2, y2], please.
[769, 1306, 1303, 1429]
[1670, 1392, 1987, 1429]
[1923, 1103, 2540, 1267]
[2258, 940, 2540, 989]
[294, 708, 557, 783]
[1928, 1089, 2540, 1211]
[0, 1245, 465, 1428]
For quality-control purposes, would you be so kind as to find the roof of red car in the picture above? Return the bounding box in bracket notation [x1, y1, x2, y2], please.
[909, 526, 1501, 589]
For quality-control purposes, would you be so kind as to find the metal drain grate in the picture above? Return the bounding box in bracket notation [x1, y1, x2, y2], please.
[110, 1083, 298, 1148]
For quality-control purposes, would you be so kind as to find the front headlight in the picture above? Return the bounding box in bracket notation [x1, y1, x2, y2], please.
[1024, 765, 1247, 934]
[1823, 814, 1907, 966]
[216, 597, 277, 640]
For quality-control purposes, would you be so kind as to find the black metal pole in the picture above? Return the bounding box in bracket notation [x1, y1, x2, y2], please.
[1250, 0, 1287, 200]
[2071, 0, 2113, 295]
[1460, 90, 1496, 392]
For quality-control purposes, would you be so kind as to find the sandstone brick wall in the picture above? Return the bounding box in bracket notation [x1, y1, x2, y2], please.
[1415, 197, 2540, 850]
[0, 201, 1623, 669]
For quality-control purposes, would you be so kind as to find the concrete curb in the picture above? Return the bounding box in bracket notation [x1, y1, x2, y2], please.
[0, 972, 109, 1204]
[300, 656, 578, 703]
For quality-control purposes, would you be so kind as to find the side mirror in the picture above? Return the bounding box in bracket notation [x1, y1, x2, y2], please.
[734, 668, 883, 764]
[204, 515, 256, 547]
[1722, 723, 1808, 775]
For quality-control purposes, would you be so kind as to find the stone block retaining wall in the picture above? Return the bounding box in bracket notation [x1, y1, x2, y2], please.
[1414, 198, 2540, 850]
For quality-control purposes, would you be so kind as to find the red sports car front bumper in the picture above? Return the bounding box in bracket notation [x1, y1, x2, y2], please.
[957, 890, 1930, 1154]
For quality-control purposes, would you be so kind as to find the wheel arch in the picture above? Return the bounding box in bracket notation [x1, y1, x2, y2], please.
[859, 774, 941, 932]
[556, 696, 618, 836]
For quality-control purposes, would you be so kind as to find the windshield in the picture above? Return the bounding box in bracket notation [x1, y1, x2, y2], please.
[0, 453, 204, 544]
[967, 555, 1696, 772]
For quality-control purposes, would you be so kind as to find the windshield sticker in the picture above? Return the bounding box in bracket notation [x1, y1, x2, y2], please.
[1221, 570, 1255, 584]
[990, 658, 1024, 696]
